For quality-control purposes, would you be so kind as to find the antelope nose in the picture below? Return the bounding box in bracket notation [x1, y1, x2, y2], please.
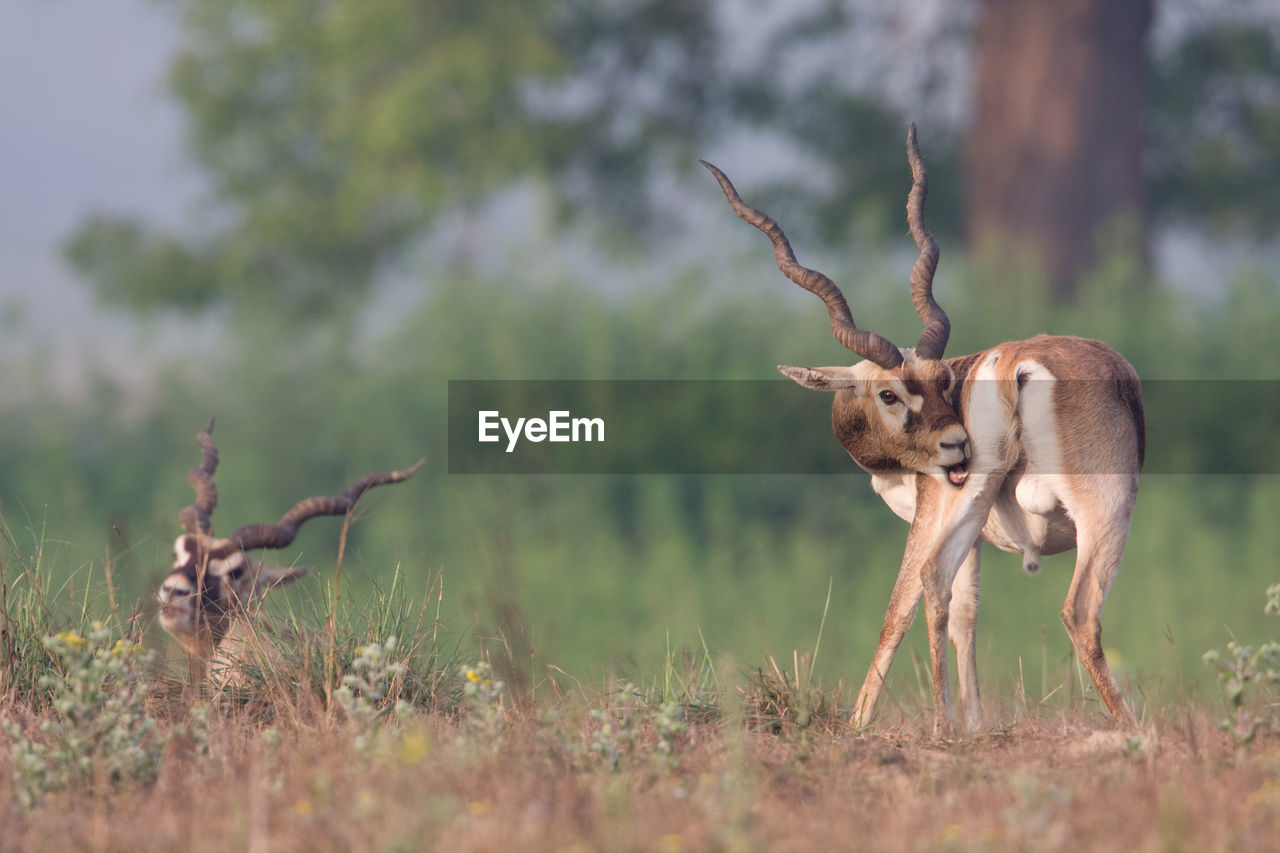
[938, 429, 969, 458]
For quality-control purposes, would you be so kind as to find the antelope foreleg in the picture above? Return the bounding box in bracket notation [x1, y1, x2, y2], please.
[853, 561, 923, 727]
[917, 475, 999, 739]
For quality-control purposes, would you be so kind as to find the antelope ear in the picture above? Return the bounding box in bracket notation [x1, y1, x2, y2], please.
[778, 365, 862, 391]
[257, 564, 312, 589]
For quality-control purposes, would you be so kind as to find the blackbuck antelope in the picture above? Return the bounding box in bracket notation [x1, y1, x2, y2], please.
[703, 124, 1144, 736]
[157, 417, 423, 677]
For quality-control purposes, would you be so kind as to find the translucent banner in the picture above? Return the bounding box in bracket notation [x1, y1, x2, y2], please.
[447, 380, 1280, 475]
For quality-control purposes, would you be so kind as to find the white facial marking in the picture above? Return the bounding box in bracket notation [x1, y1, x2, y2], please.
[874, 377, 921, 433]
[209, 552, 246, 579]
[896, 379, 924, 414]
[158, 577, 193, 603]
[172, 535, 193, 569]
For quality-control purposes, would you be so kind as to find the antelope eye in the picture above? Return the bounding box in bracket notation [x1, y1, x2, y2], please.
[228, 565, 245, 580]
[878, 390, 899, 405]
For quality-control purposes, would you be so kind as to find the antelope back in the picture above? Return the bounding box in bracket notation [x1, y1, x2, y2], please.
[956, 335, 1145, 481]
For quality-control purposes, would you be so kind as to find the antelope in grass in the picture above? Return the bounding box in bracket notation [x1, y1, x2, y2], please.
[157, 417, 423, 680]
[702, 124, 1144, 736]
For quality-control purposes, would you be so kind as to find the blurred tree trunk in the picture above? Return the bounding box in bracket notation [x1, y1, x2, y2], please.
[967, 0, 1152, 297]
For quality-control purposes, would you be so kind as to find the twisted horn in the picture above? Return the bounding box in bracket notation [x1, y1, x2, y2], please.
[178, 416, 218, 536]
[701, 160, 904, 370]
[230, 459, 425, 552]
[906, 123, 950, 360]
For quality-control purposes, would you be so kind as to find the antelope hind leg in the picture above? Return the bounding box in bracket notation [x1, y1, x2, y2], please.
[1059, 501, 1140, 728]
[948, 544, 984, 732]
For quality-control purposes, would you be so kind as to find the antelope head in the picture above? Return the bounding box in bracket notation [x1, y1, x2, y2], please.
[703, 124, 969, 487]
[157, 417, 424, 657]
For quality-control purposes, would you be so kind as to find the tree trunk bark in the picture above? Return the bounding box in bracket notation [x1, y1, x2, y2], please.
[967, 0, 1152, 297]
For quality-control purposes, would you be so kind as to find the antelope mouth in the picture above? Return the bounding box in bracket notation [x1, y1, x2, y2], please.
[945, 462, 969, 487]
[157, 591, 192, 617]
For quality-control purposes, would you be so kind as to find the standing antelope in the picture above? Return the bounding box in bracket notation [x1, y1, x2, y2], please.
[157, 417, 423, 678]
[702, 125, 1144, 736]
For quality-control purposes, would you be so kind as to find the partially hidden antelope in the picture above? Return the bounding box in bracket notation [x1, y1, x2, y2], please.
[157, 417, 423, 679]
[702, 124, 1144, 736]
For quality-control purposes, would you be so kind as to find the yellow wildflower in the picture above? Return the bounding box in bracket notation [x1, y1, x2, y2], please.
[55, 632, 87, 649]
[398, 733, 430, 765]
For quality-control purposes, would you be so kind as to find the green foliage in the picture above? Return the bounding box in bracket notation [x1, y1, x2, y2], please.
[6, 249, 1280, 704]
[0, 516, 120, 704]
[588, 682, 689, 773]
[750, 91, 965, 246]
[457, 661, 507, 746]
[193, 567, 455, 719]
[588, 684, 645, 773]
[335, 637, 412, 752]
[741, 656, 842, 740]
[66, 0, 725, 315]
[161, 0, 564, 314]
[6, 623, 164, 808]
[61, 3, 1280, 320]
[63, 216, 225, 312]
[1151, 24, 1280, 235]
[652, 700, 688, 766]
[66, 0, 976, 317]
[1202, 583, 1280, 753]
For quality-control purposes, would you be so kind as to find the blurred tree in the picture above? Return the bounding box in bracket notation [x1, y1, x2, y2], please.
[63, 0, 1279, 316]
[66, 0, 718, 318]
[757, 1, 1280, 296]
[967, 0, 1152, 297]
[1149, 24, 1280, 237]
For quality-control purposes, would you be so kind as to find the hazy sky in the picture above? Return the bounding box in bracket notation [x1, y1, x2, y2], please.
[0, 0, 199, 349]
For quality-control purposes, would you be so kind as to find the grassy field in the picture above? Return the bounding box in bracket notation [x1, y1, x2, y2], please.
[2, 537, 1278, 852]
[3, 267, 1278, 699]
[3, 269, 1279, 849]
[3, 659, 1279, 851]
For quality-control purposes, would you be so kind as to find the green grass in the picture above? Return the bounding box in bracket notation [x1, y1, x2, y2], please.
[1, 530, 1278, 850]
[5, 264, 1280, 700]
[3, 256, 1280, 845]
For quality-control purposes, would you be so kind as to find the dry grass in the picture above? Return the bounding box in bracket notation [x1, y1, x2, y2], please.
[3, 686, 1279, 853]
[2, 547, 1275, 851]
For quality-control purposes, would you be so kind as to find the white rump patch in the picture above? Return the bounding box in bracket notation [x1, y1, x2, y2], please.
[1013, 360, 1064, 482]
[1011, 360, 1063, 573]
[965, 353, 1015, 476]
